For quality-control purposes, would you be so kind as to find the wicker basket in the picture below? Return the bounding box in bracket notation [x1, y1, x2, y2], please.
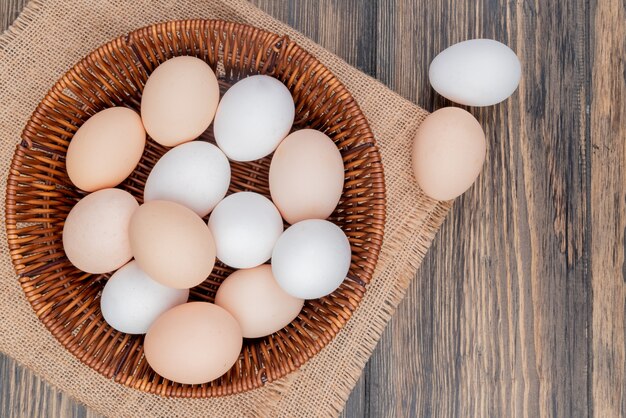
[5, 20, 385, 397]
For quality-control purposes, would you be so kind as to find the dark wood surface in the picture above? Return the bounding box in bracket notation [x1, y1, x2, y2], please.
[2, 0, 624, 417]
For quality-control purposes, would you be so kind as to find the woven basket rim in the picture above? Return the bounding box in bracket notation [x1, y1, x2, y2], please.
[5, 19, 386, 397]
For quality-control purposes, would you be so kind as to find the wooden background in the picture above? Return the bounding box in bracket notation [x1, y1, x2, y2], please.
[1, 0, 624, 416]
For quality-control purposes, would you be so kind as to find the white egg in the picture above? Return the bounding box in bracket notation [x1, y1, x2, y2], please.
[214, 75, 295, 161]
[271, 219, 351, 299]
[208, 192, 283, 268]
[429, 39, 521, 107]
[100, 261, 189, 334]
[144, 141, 230, 217]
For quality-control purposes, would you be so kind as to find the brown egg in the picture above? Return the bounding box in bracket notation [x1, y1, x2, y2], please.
[141, 56, 220, 147]
[269, 129, 344, 224]
[144, 302, 242, 384]
[66, 107, 145, 192]
[129, 200, 216, 289]
[62, 188, 138, 274]
[411, 107, 486, 200]
[215, 264, 304, 338]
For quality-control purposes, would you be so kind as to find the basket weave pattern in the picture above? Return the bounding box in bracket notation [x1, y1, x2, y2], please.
[5, 20, 385, 397]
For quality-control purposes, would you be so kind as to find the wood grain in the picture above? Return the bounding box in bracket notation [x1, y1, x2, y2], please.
[368, 1, 592, 416]
[0, 0, 25, 27]
[590, 0, 626, 416]
[1, 0, 624, 417]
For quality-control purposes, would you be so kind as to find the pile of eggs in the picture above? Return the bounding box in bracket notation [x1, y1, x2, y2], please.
[61, 56, 351, 385]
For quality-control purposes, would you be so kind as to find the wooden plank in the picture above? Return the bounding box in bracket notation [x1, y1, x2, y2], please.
[0, 355, 98, 418]
[589, 0, 626, 416]
[364, 0, 591, 417]
[0, 0, 27, 29]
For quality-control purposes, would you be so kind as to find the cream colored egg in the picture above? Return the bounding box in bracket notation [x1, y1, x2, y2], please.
[144, 302, 242, 385]
[62, 188, 138, 274]
[269, 129, 344, 224]
[141, 56, 220, 147]
[66, 107, 145, 192]
[129, 200, 216, 289]
[412, 107, 486, 201]
[215, 265, 304, 338]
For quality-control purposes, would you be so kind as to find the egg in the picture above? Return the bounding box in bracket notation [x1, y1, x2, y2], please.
[208, 192, 283, 269]
[62, 188, 138, 274]
[144, 302, 242, 384]
[269, 129, 344, 224]
[129, 200, 216, 289]
[215, 265, 304, 338]
[65, 107, 145, 192]
[144, 141, 230, 217]
[271, 219, 351, 299]
[100, 261, 189, 334]
[429, 39, 521, 106]
[214, 75, 295, 161]
[141, 56, 220, 147]
[411, 107, 486, 201]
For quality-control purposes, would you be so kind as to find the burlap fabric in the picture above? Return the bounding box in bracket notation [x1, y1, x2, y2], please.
[0, 1, 451, 416]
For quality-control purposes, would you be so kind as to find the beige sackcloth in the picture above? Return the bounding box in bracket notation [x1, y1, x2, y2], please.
[0, 0, 451, 416]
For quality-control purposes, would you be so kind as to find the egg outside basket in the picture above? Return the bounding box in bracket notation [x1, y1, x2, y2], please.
[5, 20, 385, 398]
